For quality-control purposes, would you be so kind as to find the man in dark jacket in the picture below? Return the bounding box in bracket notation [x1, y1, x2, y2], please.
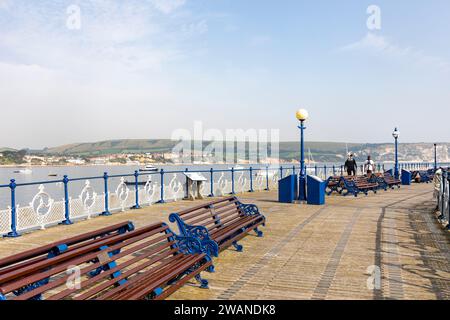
[344, 154, 357, 176]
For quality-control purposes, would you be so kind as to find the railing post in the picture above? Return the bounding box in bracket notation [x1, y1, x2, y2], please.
[447, 174, 450, 230]
[5, 179, 20, 238]
[249, 167, 254, 192]
[101, 172, 111, 216]
[280, 166, 284, 179]
[132, 170, 141, 209]
[265, 166, 269, 191]
[231, 167, 235, 195]
[332, 165, 336, 176]
[158, 169, 165, 203]
[315, 165, 318, 176]
[324, 165, 327, 179]
[61, 175, 73, 225]
[185, 168, 189, 199]
[292, 165, 296, 175]
[209, 168, 214, 197]
[340, 165, 343, 176]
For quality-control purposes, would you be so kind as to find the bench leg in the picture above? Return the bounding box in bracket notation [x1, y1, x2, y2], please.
[207, 265, 215, 273]
[254, 227, 263, 237]
[232, 241, 243, 252]
[0, 294, 5, 300]
[195, 274, 209, 289]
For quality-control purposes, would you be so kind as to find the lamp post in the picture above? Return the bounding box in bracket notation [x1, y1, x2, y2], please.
[434, 143, 437, 170]
[296, 109, 309, 201]
[392, 127, 400, 179]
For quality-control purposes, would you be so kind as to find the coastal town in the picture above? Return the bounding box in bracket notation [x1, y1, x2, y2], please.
[1, 141, 448, 167]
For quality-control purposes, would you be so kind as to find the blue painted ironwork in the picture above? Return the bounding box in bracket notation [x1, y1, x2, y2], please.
[61, 175, 72, 225]
[298, 120, 307, 201]
[131, 170, 141, 209]
[2, 162, 448, 238]
[394, 128, 399, 180]
[158, 169, 165, 203]
[169, 198, 264, 256]
[249, 167, 254, 192]
[232, 241, 243, 252]
[209, 168, 214, 197]
[5, 179, 19, 238]
[101, 172, 111, 216]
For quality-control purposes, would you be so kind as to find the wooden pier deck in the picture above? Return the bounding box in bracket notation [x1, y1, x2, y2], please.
[0, 183, 448, 300]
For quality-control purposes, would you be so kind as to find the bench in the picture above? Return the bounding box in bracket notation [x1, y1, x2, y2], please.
[0, 221, 135, 278]
[340, 176, 379, 197]
[412, 170, 433, 183]
[0, 222, 215, 300]
[169, 196, 265, 255]
[326, 176, 343, 195]
[381, 172, 401, 189]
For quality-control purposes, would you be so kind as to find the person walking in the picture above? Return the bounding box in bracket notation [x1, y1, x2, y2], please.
[364, 156, 375, 178]
[344, 153, 357, 176]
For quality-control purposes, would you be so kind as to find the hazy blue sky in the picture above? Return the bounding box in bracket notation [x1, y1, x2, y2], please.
[0, 0, 449, 149]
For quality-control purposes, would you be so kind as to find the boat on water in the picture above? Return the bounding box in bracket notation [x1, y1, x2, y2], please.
[229, 165, 245, 170]
[48, 174, 58, 177]
[13, 168, 33, 175]
[139, 165, 159, 172]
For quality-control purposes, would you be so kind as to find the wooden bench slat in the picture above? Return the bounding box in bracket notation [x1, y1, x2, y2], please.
[0, 226, 170, 293]
[107, 254, 204, 300]
[74, 250, 186, 300]
[15, 236, 177, 300]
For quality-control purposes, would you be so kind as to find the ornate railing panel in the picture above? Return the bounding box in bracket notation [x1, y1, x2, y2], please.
[1, 162, 447, 237]
[0, 208, 11, 235]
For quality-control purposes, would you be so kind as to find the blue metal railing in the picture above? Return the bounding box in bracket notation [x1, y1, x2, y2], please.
[437, 168, 450, 230]
[1, 161, 448, 237]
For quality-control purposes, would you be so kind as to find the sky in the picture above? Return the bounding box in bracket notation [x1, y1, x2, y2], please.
[0, 0, 449, 149]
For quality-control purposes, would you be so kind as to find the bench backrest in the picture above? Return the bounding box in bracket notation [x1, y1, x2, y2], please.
[0, 222, 181, 300]
[0, 221, 134, 278]
[175, 196, 243, 233]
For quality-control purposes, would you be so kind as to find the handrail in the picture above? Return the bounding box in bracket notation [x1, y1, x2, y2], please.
[0, 161, 448, 237]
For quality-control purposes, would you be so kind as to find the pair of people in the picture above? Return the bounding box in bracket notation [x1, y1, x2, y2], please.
[344, 154, 376, 177]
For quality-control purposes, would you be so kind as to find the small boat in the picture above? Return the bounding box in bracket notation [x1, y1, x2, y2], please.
[48, 174, 58, 177]
[229, 165, 245, 170]
[14, 169, 32, 174]
[139, 165, 158, 172]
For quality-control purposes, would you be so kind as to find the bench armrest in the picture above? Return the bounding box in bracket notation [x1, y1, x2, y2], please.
[175, 235, 204, 255]
[176, 235, 218, 258]
[237, 202, 262, 217]
[169, 213, 218, 257]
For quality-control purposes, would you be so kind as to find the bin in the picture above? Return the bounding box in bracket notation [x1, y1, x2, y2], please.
[278, 174, 297, 203]
[307, 175, 326, 205]
[401, 169, 412, 185]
